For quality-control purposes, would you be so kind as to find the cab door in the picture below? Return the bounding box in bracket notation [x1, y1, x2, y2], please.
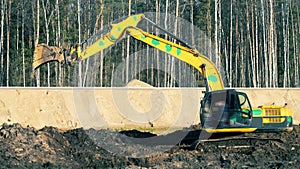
[229, 92, 252, 126]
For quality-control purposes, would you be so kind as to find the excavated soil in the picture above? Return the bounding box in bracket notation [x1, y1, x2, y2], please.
[0, 123, 299, 169]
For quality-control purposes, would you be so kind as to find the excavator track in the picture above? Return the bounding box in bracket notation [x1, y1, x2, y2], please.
[192, 136, 283, 151]
[178, 129, 286, 151]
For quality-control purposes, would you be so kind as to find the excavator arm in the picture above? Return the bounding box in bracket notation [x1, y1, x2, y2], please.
[33, 14, 145, 69]
[125, 27, 224, 91]
[33, 14, 224, 91]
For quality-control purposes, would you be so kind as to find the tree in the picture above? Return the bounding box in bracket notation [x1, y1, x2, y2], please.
[55, 0, 61, 86]
[22, 0, 25, 86]
[291, 2, 299, 86]
[34, 0, 40, 87]
[269, 0, 277, 87]
[78, 0, 82, 87]
[0, 0, 5, 86]
[229, 0, 234, 87]
[98, 0, 104, 87]
[41, 0, 52, 87]
[6, 0, 11, 86]
[164, 0, 169, 87]
[169, 0, 180, 87]
[261, 0, 268, 87]
[0, 0, 299, 88]
[282, 3, 289, 87]
[125, 0, 131, 84]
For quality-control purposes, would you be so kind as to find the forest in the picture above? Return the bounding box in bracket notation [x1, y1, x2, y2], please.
[0, 0, 299, 88]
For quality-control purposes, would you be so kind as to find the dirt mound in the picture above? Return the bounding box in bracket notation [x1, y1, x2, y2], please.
[0, 123, 299, 168]
[126, 79, 153, 87]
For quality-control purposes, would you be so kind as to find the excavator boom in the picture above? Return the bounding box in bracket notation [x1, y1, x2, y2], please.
[33, 14, 224, 91]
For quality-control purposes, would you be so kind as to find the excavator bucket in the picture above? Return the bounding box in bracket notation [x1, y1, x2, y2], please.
[33, 44, 65, 70]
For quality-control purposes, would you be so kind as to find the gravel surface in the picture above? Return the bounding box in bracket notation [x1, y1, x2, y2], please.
[0, 123, 299, 168]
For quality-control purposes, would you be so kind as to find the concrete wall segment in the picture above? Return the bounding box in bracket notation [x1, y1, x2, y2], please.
[0, 87, 298, 134]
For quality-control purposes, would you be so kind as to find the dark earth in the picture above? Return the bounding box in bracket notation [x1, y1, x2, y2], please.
[0, 123, 299, 169]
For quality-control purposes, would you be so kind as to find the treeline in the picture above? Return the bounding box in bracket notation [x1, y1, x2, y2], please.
[0, 0, 299, 87]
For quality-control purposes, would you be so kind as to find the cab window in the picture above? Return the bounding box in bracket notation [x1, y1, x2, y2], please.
[237, 92, 251, 110]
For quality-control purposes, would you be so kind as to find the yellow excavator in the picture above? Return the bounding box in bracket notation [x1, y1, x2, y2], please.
[33, 14, 293, 133]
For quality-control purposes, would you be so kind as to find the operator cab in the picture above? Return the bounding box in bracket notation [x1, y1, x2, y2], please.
[200, 89, 253, 131]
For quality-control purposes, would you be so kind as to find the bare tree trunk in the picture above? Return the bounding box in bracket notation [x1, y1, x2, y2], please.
[134, 40, 138, 81]
[290, 2, 297, 87]
[282, 3, 288, 88]
[83, 0, 92, 87]
[42, 0, 51, 87]
[273, 8, 278, 87]
[55, 22, 58, 86]
[125, 0, 131, 84]
[229, 0, 233, 87]
[22, 0, 25, 86]
[0, 0, 5, 86]
[111, 63, 115, 86]
[286, 5, 290, 87]
[294, 4, 299, 87]
[78, 0, 82, 87]
[261, 0, 268, 87]
[269, 0, 276, 87]
[34, 0, 40, 87]
[169, 0, 179, 87]
[145, 2, 150, 83]
[55, 0, 62, 86]
[16, 3, 19, 84]
[207, 0, 212, 61]
[97, 0, 104, 87]
[251, 0, 257, 87]
[223, 33, 228, 86]
[255, 4, 260, 87]
[214, 0, 219, 70]
[164, 0, 169, 87]
[246, 0, 255, 87]
[6, 0, 11, 86]
[235, 4, 239, 87]
[190, 0, 195, 87]
[217, 0, 222, 70]
[154, 0, 159, 86]
[296, 7, 300, 87]
[240, 29, 245, 87]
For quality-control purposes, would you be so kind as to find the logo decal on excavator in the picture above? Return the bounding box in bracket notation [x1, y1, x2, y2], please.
[165, 44, 172, 52]
[151, 39, 160, 46]
[140, 35, 146, 40]
[110, 35, 116, 40]
[176, 48, 182, 56]
[99, 41, 105, 46]
[207, 75, 218, 83]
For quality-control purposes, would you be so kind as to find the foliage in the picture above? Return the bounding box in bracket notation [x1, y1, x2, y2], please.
[0, 0, 299, 87]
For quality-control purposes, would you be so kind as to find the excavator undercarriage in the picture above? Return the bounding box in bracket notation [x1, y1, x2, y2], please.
[188, 131, 285, 151]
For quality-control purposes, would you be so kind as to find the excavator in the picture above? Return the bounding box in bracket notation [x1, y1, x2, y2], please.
[32, 14, 293, 133]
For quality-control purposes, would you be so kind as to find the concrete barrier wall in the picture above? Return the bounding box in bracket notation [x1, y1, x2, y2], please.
[0, 88, 299, 134]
